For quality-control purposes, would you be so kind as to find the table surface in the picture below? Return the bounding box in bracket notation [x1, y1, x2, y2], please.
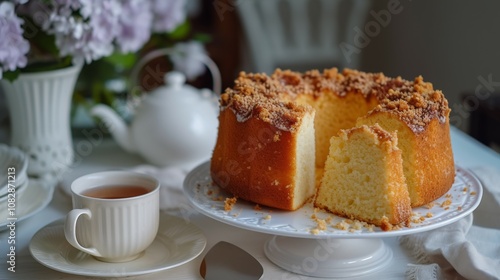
[1, 126, 499, 280]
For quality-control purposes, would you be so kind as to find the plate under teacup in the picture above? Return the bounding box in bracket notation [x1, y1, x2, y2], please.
[29, 213, 207, 277]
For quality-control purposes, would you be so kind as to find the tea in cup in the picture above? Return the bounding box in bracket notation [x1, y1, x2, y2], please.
[64, 171, 160, 262]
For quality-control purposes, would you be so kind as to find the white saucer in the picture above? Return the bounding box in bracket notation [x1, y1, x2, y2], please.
[0, 144, 28, 197]
[0, 179, 54, 230]
[0, 177, 28, 203]
[29, 213, 207, 277]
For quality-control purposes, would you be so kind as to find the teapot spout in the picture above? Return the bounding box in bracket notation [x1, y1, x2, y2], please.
[90, 104, 136, 153]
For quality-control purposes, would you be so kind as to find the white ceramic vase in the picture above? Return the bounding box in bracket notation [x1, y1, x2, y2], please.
[0, 64, 82, 177]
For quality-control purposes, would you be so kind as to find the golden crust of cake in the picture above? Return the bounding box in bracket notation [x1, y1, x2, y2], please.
[210, 108, 315, 211]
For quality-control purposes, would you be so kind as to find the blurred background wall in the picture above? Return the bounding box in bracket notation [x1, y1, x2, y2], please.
[202, 0, 500, 139]
[360, 0, 500, 133]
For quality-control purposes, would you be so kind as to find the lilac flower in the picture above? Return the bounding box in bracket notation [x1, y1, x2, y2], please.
[0, 1, 29, 79]
[42, 0, 157, 64]
[170, 41, 207, 80]
[0, 0, 194, 80]
[43, 0, 120, 64]
[151, 0, 187, 33]
[115, 0, 153, 53]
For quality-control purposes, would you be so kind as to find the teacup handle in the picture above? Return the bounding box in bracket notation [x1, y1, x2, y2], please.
[64, 209, 102, 257]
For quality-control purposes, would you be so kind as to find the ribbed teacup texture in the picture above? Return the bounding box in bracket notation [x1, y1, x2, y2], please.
[74, 192, 159, 262]
[67, 171, 160, 262]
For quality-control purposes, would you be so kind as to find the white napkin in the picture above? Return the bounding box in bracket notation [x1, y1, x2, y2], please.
[129, 165, 188, 210]
[400, 166, 500, 280]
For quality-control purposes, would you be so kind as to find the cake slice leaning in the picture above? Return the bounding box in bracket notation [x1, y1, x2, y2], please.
[315, 124, 411, 229]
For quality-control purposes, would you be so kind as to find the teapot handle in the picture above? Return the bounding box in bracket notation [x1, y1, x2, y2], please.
[129, 47, 222, 99]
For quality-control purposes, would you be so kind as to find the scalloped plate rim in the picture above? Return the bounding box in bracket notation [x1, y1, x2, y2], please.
[183, 162, 483, 239]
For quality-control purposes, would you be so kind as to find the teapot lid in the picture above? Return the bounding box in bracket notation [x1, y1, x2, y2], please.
[164, 71, 186, 89]
[146, 71, 201, 101]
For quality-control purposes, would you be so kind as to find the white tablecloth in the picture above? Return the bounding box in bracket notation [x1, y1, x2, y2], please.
[1, 126, 499, 280]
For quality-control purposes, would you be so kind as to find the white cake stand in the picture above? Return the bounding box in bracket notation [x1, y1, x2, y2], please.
[183, 162, 483, 278]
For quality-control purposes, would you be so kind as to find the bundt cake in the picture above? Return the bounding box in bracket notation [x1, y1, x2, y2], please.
[315, 124, 412, 228]
[210, 68, 454, 220]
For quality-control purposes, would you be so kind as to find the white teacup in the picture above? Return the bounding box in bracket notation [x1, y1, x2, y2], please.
[64, 171, 160, 262]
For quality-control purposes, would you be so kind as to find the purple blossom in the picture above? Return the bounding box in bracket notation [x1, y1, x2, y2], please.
[0, 1, 29, 79]
[115, 0, 152, 53]
[0, 0, 192, 79]
[45, 0, 120, 64]
[151, 0, 187, 33]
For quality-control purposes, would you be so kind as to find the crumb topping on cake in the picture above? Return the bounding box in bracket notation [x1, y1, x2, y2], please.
[374, 76, 450, 133]
[220, 71, 313, 131]
[220, 68, 450, 133]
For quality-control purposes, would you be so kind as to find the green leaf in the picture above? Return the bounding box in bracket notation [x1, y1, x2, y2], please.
[2, 70, 20, 82]
[3, 57, 73, 82]
[192, 33, 212, 44]
[22, 57, 73, 73]
[23, 17, 59, 57]
[33, 33, 59, 56]
[168, 21, 191, 40]
[146, 33, 172, 49]
[79, 59, 120, 84]
[104, 52, 137, 70]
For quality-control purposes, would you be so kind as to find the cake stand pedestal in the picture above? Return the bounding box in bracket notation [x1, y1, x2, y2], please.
[265, 237, 392, 278]
[183, 162, 482, 278]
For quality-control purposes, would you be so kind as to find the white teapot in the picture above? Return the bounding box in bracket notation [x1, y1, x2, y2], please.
[91, 49, 220, 170]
